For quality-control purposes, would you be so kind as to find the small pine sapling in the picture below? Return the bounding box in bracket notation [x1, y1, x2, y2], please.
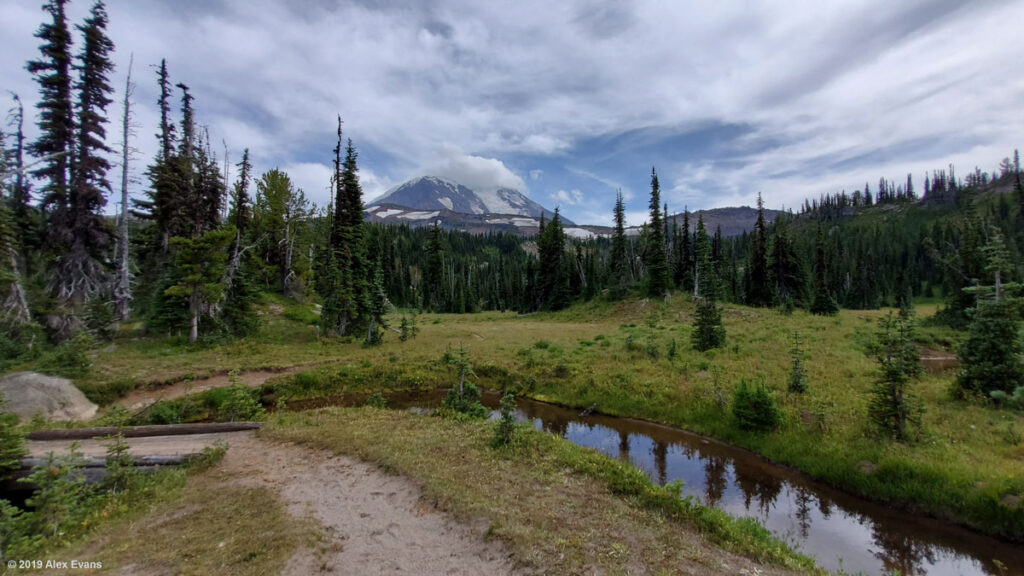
[788, 332, 808, 394]
[491, 390, 517, 448]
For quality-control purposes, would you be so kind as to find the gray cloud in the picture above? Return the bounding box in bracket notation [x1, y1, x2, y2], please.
[1, 0, 1021, 223]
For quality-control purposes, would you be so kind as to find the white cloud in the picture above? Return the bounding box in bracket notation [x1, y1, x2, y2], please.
[529, 169, 543, 181]
[549, 189, 584, 206]
[422, 144, 527, 193]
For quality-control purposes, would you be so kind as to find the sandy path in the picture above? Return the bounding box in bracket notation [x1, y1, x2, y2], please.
[223, 434, 522, 576]
[30, 431, 521, 575]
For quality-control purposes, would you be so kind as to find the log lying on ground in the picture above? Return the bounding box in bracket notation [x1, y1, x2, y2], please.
[27, 421, 261, 441]
[5, 453, 200, 493]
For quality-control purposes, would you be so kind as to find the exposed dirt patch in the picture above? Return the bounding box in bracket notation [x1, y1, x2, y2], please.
[116, 366, 309, 411]
[221, 434, 523, 575]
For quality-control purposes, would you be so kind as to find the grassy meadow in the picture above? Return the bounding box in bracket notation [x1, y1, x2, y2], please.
[33, 293, 1024, 541]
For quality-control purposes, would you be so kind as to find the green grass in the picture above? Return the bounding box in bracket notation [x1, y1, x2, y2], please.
[268, 406, 820, 574]
[71, 293, 1024, 541]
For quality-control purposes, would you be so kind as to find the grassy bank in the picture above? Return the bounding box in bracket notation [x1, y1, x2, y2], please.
[268, 406, 819, 574]
[73, 294, 1024, 541]
[24, 463, 314, 576]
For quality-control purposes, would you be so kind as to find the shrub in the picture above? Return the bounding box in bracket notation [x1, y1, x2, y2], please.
[732, 380, 780, 432]
[35, 333, 93, 379]
[220, 384, 264, 422]
[366, 391, 387, 409]
[491, 390, 517, 448]
[0, 394, 26, 481]
[442, 380, 489, 419]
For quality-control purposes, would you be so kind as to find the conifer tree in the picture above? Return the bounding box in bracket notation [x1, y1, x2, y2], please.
[166, 228, 232, 344]
[869, 311, 922, 441]
[954, 227, 1023, 398]
[228, 148, 252, 235]
[788, 332, 807, 394]
[51, 0, 116, 333]
[321, 118, 369, 335]
[693, 214, 715, 300]
[537, 207, 569, 310]
[609, 190, 629, 298]
[770, 217, 804, 307]
[135, 59, 177, 250]
[745, 193, 772, 307]
[810, 225, 839, 315]
[27, 0, 75, 218]
[644, 167, 669, 297]
[423, 221, 445, 311]
[675, 208, 692, 291]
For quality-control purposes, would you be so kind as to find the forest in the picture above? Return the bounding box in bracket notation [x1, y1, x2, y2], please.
[2, 2, 1024, 575]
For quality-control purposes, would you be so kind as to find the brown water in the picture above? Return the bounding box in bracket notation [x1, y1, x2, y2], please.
[312, 388, 1022, 576]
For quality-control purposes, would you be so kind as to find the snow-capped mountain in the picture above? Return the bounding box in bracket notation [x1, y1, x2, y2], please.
[367, 176, 565, 222]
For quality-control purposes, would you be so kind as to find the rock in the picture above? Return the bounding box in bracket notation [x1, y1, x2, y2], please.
[1001, 494, 1021, 509]
[0, 371, 98, 422]
[858, 460, 878, 474]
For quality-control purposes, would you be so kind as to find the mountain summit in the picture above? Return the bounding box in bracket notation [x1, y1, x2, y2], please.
[368, 176, 562, 221]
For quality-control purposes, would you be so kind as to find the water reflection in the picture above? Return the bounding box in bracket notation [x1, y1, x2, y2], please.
[344, 389, 1023, 576]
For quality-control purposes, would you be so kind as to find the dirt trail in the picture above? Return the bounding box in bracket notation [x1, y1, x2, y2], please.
[30, 432, 521, 575]
[225, 434, 522, 575]
[116, 366, 309, 411]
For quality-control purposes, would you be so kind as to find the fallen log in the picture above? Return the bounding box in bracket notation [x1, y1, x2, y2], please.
[27, 421, 261, 441]
[20, 455, 192, 469]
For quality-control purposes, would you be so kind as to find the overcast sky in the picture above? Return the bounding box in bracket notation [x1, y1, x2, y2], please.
[2, 0, 1022, 226]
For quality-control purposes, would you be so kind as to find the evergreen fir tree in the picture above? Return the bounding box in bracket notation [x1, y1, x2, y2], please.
[423, 221, 445, 311]
[55, 0, 115, 313]
[788, 332, 807, 394]
[810, 225, 839, 315]
[691, 296, 725, 352]
[27, 0, 75, 218]
[745, 193, 772, 307]
[537, 207, 569, 310]
[165, 228, 232, 344]
[770, 217, 805, 307]
[609, 190, 629, 299]
[693, 214, 716, 300]
[675, 208, 692, 291]
[869, 311, 923, 441]
[644, 167, 669, 297]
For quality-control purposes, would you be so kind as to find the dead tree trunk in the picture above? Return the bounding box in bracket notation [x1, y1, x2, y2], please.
[114, 55, 135, 322]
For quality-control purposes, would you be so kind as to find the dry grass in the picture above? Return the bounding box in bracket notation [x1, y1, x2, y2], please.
[268, 407, 817, 575]
[29, 469, 315, 576]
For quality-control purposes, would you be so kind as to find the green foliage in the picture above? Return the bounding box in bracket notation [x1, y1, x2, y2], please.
[166, 228, 234, 343]
[644, 169, 669, 297]
[442, 380, 489, 419]
[0, 395, 26, 481]
[955, 300, 1024, 398]
[491, 390, 517, 448]
[989, 386, 1024, 409]
[83, 296, 114, 341]
[220, 254, 261, 338]
[35, 333, 93, 378]
[868, 311, 923, 441]
[23, 448, 88, 539]
[787, 333, 807, 394]
[366, 391, 387, 409]
[691, 298, 725, 352]
[221, 374, 264, 422]
[102, 432, 137, 493]
[0, 321, 44, 372]
[732, 380, 780, 432]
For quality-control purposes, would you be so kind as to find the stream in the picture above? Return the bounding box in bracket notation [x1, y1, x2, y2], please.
[295, 389, 1022, 576]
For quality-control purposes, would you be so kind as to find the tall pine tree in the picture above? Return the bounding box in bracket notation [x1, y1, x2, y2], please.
[645, 168, 668, 297]
[745, 193, 772, 307]
[609, 190, 629, 299]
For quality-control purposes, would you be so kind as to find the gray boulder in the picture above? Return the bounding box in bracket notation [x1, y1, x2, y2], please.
[0, 371, 98, 422]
